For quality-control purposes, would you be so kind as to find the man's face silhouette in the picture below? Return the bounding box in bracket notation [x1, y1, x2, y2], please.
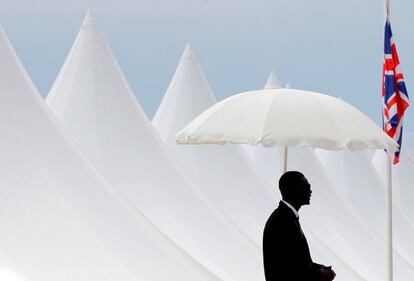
[288, 176, 312, 208]
[279, 172, 312, 210]
[295, 176, 312, 206]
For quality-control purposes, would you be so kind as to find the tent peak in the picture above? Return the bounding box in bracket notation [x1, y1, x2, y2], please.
[182, 43, 195, 59]
[263, 71, 281, 89]
[83, 10, 98, 25]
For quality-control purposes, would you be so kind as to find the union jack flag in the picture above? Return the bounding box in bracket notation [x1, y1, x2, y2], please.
[382, 4, 409, 164]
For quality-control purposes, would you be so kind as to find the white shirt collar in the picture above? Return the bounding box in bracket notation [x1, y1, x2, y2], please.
[281, 200, 299, 218]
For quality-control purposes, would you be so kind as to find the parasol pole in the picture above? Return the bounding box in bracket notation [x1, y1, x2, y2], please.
[386, 150, 394, 281]
[282, 146, 288, 173]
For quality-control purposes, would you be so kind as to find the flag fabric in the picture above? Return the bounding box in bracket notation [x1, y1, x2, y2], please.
[382, 5, 410, 164]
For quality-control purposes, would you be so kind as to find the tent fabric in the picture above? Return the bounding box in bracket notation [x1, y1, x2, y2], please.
[0, 22, 221, 281]
[405, 133, 414, 150]
[371, 147, 414, 227]
[153, 43, 217, 142]
[263, 71, 281, 89]
[315, 148, 414, 266]
[46, 12, 262, 281]
[153, 44, 277, 244]
[152, 47, 372, 281]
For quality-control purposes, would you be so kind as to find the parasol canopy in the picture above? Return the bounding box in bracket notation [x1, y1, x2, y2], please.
[176, 88, 398, 152]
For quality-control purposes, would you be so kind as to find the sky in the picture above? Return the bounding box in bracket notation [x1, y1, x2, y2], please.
[0, 0, 414, 132]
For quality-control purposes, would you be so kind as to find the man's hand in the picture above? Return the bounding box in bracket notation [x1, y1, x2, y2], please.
[319, 266, 336, 281]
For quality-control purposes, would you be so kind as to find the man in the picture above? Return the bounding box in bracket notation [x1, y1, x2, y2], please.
[263, 171, 336, 281]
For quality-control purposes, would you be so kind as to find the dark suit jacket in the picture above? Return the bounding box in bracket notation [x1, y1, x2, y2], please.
[263, 201, 323, 281]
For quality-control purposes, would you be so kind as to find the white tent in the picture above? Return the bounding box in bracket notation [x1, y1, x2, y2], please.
[0, 23, 221, 281]
[46, 12, 262, 281]
[152, 50, 369, 281]
[316, 148, 414, 264]
[372, 147, 414, 226]
[405, 133, 414, 150]
[263, 71, 281, 90]
[153, 44, 276, 244]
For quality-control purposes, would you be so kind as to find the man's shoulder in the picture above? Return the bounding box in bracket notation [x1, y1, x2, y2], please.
[264, 203, 293, 229]
[266, 207, 283, 222]
[269, 201, 294, 218]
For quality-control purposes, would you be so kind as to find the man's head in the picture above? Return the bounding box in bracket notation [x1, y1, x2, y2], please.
[279, 171, 312, 208]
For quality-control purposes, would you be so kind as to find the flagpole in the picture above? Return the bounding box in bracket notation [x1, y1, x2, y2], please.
[384, 1, 393, 281]
[385, 0, 390, 18]
[386, 151, 394, 281]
